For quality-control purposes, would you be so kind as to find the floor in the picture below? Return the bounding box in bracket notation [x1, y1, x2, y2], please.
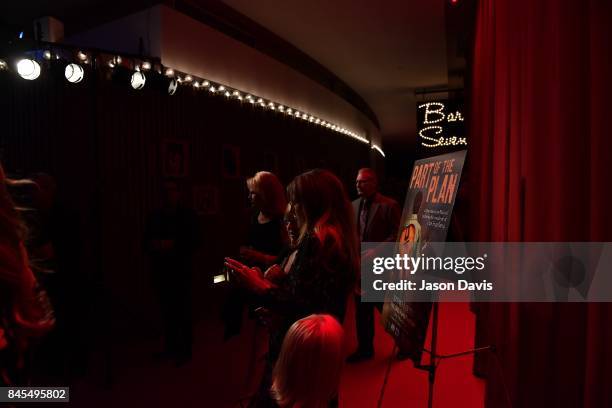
[67, 294, 484, 408]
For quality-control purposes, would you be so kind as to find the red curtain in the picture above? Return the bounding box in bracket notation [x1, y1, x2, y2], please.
[469, 0, 612, 406]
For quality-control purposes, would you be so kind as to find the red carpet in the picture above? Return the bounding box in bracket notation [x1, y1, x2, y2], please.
[340, 301, 484, 407]
[68, 295, 483, 407]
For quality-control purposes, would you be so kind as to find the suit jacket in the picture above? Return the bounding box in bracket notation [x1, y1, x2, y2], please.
[352, 192, 401, 243]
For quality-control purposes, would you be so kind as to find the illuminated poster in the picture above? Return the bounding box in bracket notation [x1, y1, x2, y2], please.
[416, 99, 466, 157]
[381, 150, 467, 362]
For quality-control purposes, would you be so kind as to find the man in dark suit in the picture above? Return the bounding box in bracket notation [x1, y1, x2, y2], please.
[347, 168, 401, 363]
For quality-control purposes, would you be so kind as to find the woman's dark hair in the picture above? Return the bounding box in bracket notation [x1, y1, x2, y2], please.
[286, 169, 359, 281]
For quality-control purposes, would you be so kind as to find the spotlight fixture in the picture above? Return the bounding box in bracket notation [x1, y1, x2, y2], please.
[130, 71, 146, 90]
[16, 59, 41, 80]
[167, 78, 177, 95]
[43, 50, 52, 60]
[0, 60, 7, 70]
[64, 63, 84, 83]
[149, 72, 177, 95]
[77, 51, 87, 61]
[164, 68, 174, 77]
[141, 61, 151, 70]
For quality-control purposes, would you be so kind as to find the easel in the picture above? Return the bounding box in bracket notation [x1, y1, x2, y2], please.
[418, 301, 493, 408]
[377, 300, 493, 408]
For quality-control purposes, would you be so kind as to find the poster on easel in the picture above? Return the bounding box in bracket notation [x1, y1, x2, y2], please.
[381, 150, 467, 362]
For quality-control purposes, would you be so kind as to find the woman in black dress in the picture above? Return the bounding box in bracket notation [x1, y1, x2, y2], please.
[240, 171, 288, 268]
[223, 171, 287, 339]
[226, 169, 359, 406]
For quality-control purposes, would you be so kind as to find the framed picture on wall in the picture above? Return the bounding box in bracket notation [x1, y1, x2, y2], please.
[193, 184, 219, 215]
[162, 139, 189, 178]
[263, 151, 279, 174]
[222, 145, 240, 179]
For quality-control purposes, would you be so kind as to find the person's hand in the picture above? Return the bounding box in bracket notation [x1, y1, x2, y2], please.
[224, 257, 269, 295]
[264, 264, 285, 283]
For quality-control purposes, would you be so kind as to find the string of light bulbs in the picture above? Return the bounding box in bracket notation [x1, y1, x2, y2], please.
[0, 45, 385, 157]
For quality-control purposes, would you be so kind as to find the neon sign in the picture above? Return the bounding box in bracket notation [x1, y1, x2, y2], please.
[417, 101, 466, 149]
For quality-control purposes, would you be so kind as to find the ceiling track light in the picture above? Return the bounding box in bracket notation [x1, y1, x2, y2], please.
[131, 71, 146, 89]
[16, 59, 41, 80]
[65, 63, 84, 83]
[3, 48, 369, 146]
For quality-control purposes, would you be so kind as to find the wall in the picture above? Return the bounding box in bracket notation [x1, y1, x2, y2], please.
[66, 5, 382, 148]
[0, 67, 369, 337]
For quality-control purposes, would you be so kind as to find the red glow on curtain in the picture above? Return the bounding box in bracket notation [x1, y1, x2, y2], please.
[469, 0, 612, 406]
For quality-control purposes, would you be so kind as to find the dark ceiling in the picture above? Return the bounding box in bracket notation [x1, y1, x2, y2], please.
[1, 1, 461, 147]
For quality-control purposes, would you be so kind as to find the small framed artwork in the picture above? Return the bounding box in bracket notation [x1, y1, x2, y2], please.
[193, 184, 219, 215]
[162, 139, 189, 178]
[263, 151, 279, 174]
[222, 145, 240, 179]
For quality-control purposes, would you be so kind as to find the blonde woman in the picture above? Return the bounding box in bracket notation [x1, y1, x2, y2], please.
[241, 171, 288, 267]
[226, 169, 357, 406]
[271, 314, 344, 408]
[223, 171, 288, 340]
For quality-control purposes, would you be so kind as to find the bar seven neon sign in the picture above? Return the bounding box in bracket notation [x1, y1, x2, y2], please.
[417, 101, 467, 148]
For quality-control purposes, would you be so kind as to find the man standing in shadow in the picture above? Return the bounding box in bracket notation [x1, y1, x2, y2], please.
[347, 168, 401, 363]
[145, 180, 200, 366]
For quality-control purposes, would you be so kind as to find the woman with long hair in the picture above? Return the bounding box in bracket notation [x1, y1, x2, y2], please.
[0, 163, 54, 385]
[226, 169, 358, 406]
[271, 314, 345, 408]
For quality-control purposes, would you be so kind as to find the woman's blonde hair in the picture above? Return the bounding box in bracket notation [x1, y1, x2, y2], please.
[272, 314, 345, 408]
[247, 171, 287, 219]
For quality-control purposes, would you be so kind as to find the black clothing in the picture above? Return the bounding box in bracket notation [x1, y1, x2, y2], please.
[247, 214, 285, 262]
[222, 213, 285, 339]
[250, 232, 353, 408]
[144, 206, 200, 360]
[264, 232, 352, 360]
[354, 295, 383, 355]
[352, 193, 401, 355]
